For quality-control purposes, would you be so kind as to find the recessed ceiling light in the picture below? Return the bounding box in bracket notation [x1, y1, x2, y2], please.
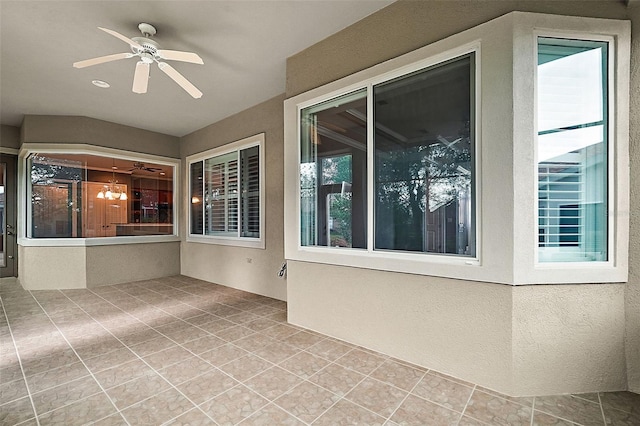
[92, 80, 110, 88]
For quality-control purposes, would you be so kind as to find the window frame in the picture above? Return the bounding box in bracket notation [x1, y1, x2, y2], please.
[286, 41, 483, 278]
[18, 144, 180, 247]
[186, 133, 265, 249]
[534, 33, 612, 264]
[284, 11, 630, 284]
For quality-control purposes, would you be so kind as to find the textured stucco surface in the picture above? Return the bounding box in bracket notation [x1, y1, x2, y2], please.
[0, 124, 20, 150]
[284, 0, 637, 395]
[179, 95, 287, 301]
[86, 242, 180, 288]
[21, 115, 180, 158]
[288, 261, 514, 393]
[626, 1, 640, 395]
[512, 284, 627, 395]
[19, 246, 87, 290]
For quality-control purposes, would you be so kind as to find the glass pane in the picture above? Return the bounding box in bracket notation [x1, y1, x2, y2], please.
[374, 54, 475, 256]
[29, 154, 174, 238]
[190, 161, 203, 234]
[240, 146, 260, 238]
[537, 38, 608, 262]
[300, 89, 367, 248]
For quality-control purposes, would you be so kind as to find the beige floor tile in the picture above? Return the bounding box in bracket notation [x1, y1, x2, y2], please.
[198, 343, 248, 367]
[475, 386, 534, 407]
[159, 355, 214, 385]
[599, 391, 640, 415]
[278, 351, 330, 379]
[253, 341, 301, 364]
[370, 359, 425, 391]
[200, 385, 269, 426]
[83, 347, 139, 373]
[244, 318, 279, 332]
[116, 328, 162, 346]
[36, 392, 116, 425]
[335, 348, 387, 375]
[535, 394, 605, 426]
[274, 381, 340, 423]
[0, 396, 36, 425]
[121, 388, 195, 425]
[233, 333, 276, 352]
[180, 334, 226, 354]
[106, 372, 171, 409]
[533, 410, 577, 425]
[282, 330, 325, 350]
[31, 375, 102, 415]
[245, 366, 303, 400]
[20, 348, 81, 376]
[345, 377, 407, 418]
[219, 354, 273, 382]
[238, 403, 305, 425]
[94, 359, 156, 390]
[25, 361, 90, 393]
[164, 407, 214, 426]
[215, 325, 257, 342]
[197, 319, 236, 334]
[177, 369, 238, 404]
[0, 377, 28, 405]
[391, 394, 461, 426]
[128, 335, 177, 356]
[411, 371, 474, 412]
[143, 346, 193, 370]
[308, 362, 366, 396]
[306, 339, 353, 362]
[602, 406, 640, 426]
[262, 323, 300, 340]
[313, 398, 386, 426]
[91, 413, 130, 425]
[464, 390, 532, 426]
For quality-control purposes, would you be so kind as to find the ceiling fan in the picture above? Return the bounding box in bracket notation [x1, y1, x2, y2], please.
[73, 23, 204, 98]
[129, 162, 163, 173]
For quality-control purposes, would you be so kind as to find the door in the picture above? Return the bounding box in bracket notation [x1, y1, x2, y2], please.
[0, 154, 18, 277]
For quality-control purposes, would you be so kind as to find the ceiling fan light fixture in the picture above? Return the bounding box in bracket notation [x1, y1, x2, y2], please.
[91, 80, 110, 88]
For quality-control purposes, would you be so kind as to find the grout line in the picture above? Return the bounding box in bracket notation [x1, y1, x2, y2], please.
[27, 289, 130, 426]
[455, 384, 477, 425]
[531, 396, 536, 426]
[0, 296, 42, 426]
[383, 367, 429, 424]
[597, 392, 607, 426]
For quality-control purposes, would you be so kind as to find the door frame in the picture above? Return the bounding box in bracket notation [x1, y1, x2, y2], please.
[0, 153, 18, 278]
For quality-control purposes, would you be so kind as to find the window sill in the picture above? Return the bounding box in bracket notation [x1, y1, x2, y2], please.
[186, 235, 265, 249]
[18, 235, 180, 247]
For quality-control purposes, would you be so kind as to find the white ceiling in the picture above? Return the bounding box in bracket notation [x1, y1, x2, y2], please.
[0, 0, 393, 137]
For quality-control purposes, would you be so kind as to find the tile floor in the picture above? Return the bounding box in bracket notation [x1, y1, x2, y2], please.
[1, 275, 638, 426]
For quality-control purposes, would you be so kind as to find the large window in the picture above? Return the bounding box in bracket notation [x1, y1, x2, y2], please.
[537, 38, 608, 263]
[285, 12, 629, 284]
[188, 134, 264, 248]
[26, 152, 176, 239]
[299, 54, 475, 257]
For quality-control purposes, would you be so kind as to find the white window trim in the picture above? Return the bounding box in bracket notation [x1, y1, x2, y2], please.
[18, 143, 181, 246]
[286, 41, 483, 281]
[511, 13, 630, 284]
[284, 11, 630, 285]
[185, 133, 265, 249]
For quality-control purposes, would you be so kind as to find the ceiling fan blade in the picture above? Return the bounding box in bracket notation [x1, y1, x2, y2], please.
[158, 62, 203, 99]
[99, 27, 143, 50]
[73, 52, 133, 68]
[157, 50, 204, 65]
[132, 61, 150, 94]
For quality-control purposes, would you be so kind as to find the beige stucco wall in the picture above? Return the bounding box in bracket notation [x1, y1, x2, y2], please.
[85, 242, 180, 288]
[179, 95, 287, 301]
[626, 1, 640, 394]
[288, 262, 514, 391]
[21, 115, 180, 158]
[285, 0, 636, 395]
[19, 246, 87, 290]
[1, 124, 20, 150]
